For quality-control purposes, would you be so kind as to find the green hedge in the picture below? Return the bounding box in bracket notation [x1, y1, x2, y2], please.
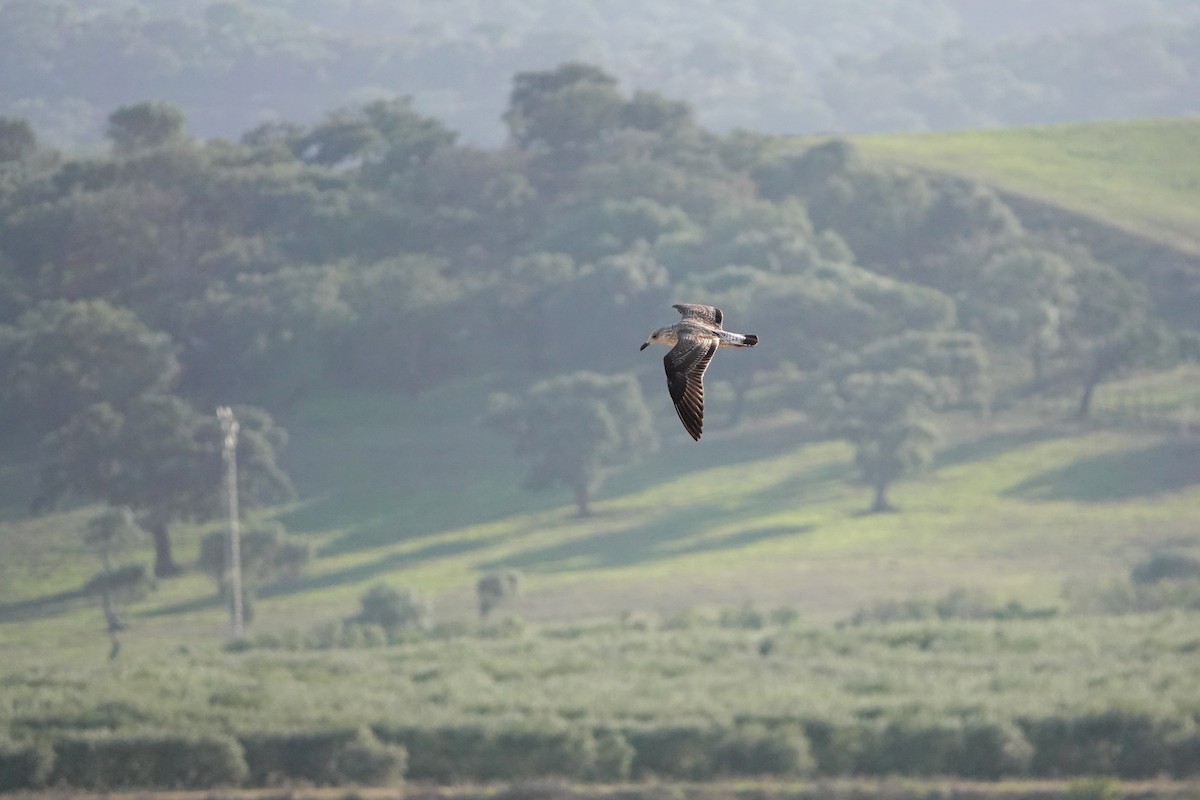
[50, 733, 246, 789]
[627, 724, 814, 779]
[240, 727, 405, 786]
[1022, 712, 1178, 778]
[27, 711, 1200, 787]
[847, 720, 1032, 778]
[0, 741, 54, 791]
[375, 724, 629, 782]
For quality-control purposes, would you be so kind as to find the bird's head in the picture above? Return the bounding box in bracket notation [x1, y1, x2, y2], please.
[640, 327, 676, 350]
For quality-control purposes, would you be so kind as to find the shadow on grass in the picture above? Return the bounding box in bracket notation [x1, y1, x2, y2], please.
[284, 417, 820, 558]
[1005, 440, 1200, 502]
[933, 426, 1065, 470]
[0, 588, 88, 624]
[264, 536, 491, 600]
[480, 461, 843, 575]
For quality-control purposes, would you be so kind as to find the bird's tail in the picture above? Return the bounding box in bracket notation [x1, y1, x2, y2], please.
[736, 333, 759, 347]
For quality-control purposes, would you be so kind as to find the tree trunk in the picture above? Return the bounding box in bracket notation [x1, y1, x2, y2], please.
[870, 482, 895, 514]
[150, 520, 183, 578]
[1077, 372, 1100, 419]
[1076, 353, 1108, 420]
[99, 589, 124, 633]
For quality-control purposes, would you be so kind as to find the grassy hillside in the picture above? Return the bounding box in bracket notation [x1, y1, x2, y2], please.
[4, 365, 1199, 665]
[857, 117, 1200, 253]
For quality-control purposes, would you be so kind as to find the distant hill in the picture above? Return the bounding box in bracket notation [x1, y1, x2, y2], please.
[855, 117, 1200, 329]
[2, 1, 1199, 145]
[857, 117, 1200, 254]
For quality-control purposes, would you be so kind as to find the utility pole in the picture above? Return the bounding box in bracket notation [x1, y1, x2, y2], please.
[217, 407, 244, 639]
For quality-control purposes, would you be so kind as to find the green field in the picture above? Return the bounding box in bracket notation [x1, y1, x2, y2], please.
[857, 117, 1200, 252]
[4, 367, 1200, 663]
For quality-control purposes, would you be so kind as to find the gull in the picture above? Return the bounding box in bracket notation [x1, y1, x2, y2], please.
[640, 303, 758, 441]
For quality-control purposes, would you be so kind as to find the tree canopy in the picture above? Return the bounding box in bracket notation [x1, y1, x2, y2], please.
[0, 60, 1187, 535]
[487, 372, 659, 516]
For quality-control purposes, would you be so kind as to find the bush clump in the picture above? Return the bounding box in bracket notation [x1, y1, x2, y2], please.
[375, 724, 620, 782]
[712, 723, 815, 776]
[350, 583, 431, 632]
[0, 741, 54, 791]
[51, 733, 247, 789]
[1023, 712, 1176, 778]
[240, 728, 405, 786]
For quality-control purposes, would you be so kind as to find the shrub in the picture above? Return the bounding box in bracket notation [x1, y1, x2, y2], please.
[334, 728, 407, 785]
[1023, 712, 1174, 778]
[1066, 776, 1122, 800]
[375, 725, 492, 782]
[955, 721, 1033, 779]
[591, 729, 635, 781]
[799, 719, 871, 776]
[477, 569, 522, 618]
[198, 522, 311, 621]
[51, 733, 247, 789]
[350, 583, 431, 632]
[0, 741, 53, 790]
[712, 724, 815, 776]
[718, 602, 765, 630]
[241, 728, 405, 786]
[487, 727, 599, 780]
[865, 721, 962, 776]
[1169, 727, 1200, 777]
[375, 724, 604, 783]
[627, 726, 718, 779]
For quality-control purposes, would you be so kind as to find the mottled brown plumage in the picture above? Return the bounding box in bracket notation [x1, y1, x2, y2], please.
[640, 304, 758, 441]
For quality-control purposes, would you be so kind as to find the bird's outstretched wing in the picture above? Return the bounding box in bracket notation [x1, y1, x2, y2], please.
[672, 303, 723, 328]
[664, 333, 719, 441]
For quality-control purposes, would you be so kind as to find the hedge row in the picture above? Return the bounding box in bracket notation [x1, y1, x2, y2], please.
[3, 712, 1199, 790]
[0, 729, 403, 792]
[240, 727, 406, 786]
[374, 725, 632, 781]
[380, 716, 1200, 781]
[49, 733, 247, 789]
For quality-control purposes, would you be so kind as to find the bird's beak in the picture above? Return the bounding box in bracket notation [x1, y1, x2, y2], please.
[639, 341, 649, 351]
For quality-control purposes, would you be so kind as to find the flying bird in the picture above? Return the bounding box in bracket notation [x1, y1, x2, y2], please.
[640, 303, 758, 441]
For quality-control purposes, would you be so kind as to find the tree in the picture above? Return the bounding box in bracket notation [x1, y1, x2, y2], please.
[1063, 259, 1171, 418]
[179, 265, 352, 406]
[850, 331, 992, 414]
[0, 299, 180, 437]
[292, 98, 456, 173]
[494, 252, 578, 370]
[338, 255, 472, 394]
[476, 569, 522, 619]
[965, 247, 1076, 382]
[3, 182, 190, 310]
[350, 583, 431, 632]
[535, 197, 695, 263]
[487, 372, 658, 516]
[36, 396, 294, 577]
[106, 101, 186, 154]
[81, 506, 151, 636]
[504, 62, 624, 152]
[815, 369, 940, 513]
[197, 521, 309, 621]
